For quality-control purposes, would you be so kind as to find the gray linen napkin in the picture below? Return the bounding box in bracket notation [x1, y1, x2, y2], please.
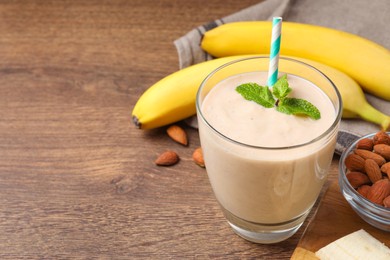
[174, 0, 390, 154]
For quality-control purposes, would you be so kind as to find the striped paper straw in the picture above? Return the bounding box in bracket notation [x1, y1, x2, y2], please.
[267, 17, 282, 87]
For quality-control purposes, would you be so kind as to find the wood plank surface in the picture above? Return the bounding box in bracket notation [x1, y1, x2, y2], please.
[0, 0, 343, 259]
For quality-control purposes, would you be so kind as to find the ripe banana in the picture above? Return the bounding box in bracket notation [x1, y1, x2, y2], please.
[132, 55, 390, 130]
[132, 56, 243, 129]
[201, 21, 390, 101]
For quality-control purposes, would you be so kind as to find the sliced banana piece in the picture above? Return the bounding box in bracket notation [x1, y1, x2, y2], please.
[315, 229, 390, 260]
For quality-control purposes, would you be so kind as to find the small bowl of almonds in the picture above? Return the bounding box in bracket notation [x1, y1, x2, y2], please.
[339, 131, 390, 231]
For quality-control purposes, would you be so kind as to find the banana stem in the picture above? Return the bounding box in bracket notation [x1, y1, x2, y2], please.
[357, 103, 390, 131]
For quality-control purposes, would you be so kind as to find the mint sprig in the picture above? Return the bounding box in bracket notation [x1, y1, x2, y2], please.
[235, 75, 321, 120]
[272, 74, 291, 100]
[236, 83, 275, 108]
[277, 97, 321, 119]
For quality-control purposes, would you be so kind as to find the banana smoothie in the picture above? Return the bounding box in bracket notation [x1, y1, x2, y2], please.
[196, 57, 341, 243]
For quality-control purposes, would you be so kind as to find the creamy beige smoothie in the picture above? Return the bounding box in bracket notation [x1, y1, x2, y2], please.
[198, 71, 338, 225]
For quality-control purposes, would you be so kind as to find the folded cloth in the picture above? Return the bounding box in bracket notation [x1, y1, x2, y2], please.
[174, 0, 390, 154]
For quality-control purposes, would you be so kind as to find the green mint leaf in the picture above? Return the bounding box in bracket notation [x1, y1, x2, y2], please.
[235, 76, 321, 120]
[272, 75, 291, 100]
[236, 83, 275, 108]
[276, 97, 321, 120]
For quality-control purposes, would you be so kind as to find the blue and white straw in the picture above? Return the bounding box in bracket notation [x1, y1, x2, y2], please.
[267, 17, 282, 87]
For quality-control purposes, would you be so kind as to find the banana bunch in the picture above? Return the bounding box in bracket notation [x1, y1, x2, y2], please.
[201, 21, 390, 101]
[132, 54, 390, 130]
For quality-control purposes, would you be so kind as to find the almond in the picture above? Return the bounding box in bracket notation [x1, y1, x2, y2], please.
[357, 185, 371, 198]
[345, 153, 365, 172]
[381, 162, 390, 178]
[346, 171, 371, 188]
[356, 138, 374, 151]
[384, 195, 390, 208]
[373, 131, 390, 145]
[355, 149, 386, 166]
[366, 179, 390, 205]
[192, 147, 205, 168]
[373, 144, 390, 160]
[364, 158, 383, 183]
[155, 150, 179, 166]
[166, 125, 188, 146]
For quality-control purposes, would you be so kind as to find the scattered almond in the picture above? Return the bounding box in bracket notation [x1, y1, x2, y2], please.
[373, 131, 390, 145]
[357, 185, 371, 198]
[355, 149, 386, 166]
[356, 138, 374, 150]
[373, 144, 390, 160]
[155, 150, 179, 166]
[364, 159, 383, 183]
[192, 147, 205, 168]
[384, 195, 390, 208]
[366, 179, 390, 206]
[167, 125, 188, 146]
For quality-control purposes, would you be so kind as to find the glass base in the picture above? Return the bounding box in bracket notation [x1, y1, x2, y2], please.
[222, 207, 310, 244]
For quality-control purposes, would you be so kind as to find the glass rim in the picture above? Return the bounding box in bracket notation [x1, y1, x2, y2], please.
[196, 56, 343, 150]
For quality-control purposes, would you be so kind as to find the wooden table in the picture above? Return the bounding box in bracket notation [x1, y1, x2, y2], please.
[0, 1, 340, 258]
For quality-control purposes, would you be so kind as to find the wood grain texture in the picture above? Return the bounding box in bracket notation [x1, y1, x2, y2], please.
[0, 0, 341, 259]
